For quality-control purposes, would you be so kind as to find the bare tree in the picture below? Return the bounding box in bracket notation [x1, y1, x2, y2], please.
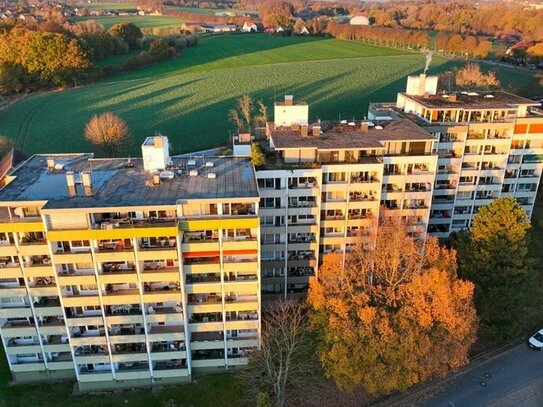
[228, 95, 269, 133]
[239, 300, 317, 407]
[84, 112, 131, 157]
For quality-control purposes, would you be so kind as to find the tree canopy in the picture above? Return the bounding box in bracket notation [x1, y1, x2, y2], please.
[108, 21, 143, 49]
[452, 196, 538, 341]
[308, 219, 477, 394]
[84, 112, 131, 157]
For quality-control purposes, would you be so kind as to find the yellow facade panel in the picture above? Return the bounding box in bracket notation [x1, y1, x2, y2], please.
[188, 321, 224, 333]
[47, 226, 179, 242]
[181, 241, 220, 252]
[0, 245, 17, 256]
[185, 283, 222, 294]
[142, 291, 182, 303]
[24, 266, 55, 277]
[101, 294, 141, 306]
[57, 275, 97, 286]
[222, 239, 258, 251]
[223, 262, 257, 273]
[28, 287, 58, 297]
[98, 273, 138, 285]
[94, 251, 135, 263]
[179, 217, 259, 231]
[18, 244, 49, 256]
[140, 271, 180, 283]
[0, 222, 45, 233]
[53, 252, 93, 264]
[137, 249, 178, 261]
[225, 320, 259, 330]
[224, 301, 258, 312]
[62, 295, 101, 307]
[0, 267, 23, 279]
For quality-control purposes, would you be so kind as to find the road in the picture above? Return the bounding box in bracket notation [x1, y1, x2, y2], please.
[423, 343, 543, 407]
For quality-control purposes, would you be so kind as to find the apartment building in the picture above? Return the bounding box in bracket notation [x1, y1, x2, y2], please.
[0, 136, 260, 390]
[236, 76, 543, 302]
[236, 95, 437, 303]
[370, 73, 543, 237]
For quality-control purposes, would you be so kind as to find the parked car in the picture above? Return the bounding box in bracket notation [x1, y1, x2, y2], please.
[528, 329, 543, 350]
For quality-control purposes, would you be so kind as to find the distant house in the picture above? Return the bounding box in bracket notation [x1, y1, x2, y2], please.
[207, 23, 237, 33]
[242, 21, 264, 32]
[350, 15, 370, 26]
[182, 22, 207, 33]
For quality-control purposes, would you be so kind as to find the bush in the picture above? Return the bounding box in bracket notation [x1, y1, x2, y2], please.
[123, 57, 142, 71]
[149, 38, 171, 62]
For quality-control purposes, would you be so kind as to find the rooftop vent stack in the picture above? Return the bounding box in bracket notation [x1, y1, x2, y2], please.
[47, 159, 55, 170]
[300, 124, 308, 137]
[449, 93, 457, 102]
[360, 122, 369, 132]
[81, 171, 92, 196]
[423, 92, 430, 99]
[153, 173, 161, 185]
[418, 73, 427, 96]
[66, 171, 76, 196]
[284, 95, 293, 106]
[66, 171, 76, 188]
[312, 126, 321, 137]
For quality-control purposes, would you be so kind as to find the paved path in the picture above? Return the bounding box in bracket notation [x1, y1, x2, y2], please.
[423, 344, 543, 407]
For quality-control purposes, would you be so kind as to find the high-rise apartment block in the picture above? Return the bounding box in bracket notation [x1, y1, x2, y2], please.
[237, 75, 543, 302]
[1, 75, 542, 389]
[0, 136, 260, 390]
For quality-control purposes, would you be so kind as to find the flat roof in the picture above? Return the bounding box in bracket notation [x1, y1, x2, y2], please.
[269, 119, 433, 150]
[402, 91, 539, 110]
[0, 154, 258, 209]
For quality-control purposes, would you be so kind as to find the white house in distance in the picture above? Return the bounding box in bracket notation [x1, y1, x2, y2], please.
[242, 21, 264, 32]
[350, 15, 370, 25]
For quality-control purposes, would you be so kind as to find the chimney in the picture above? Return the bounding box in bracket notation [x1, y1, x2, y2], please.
[300, 124, 308, 137]
[47, 159, 55, 170]
[66, 171, 76, 197]
[153, 173, 161, 185]
[360, 122, 369, 132]
[81, 171, 92, 196]
[449, 93, 457, 102]
[418, 73, 426, 96]
[66, 171, 75, 188]
[312, 126, 321, 137]
[284, 95, 293, 106]
[154, 136, 163, 148]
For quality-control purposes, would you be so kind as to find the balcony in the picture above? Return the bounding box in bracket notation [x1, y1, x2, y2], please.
[148, 325, 185, 341]
[94, 217, 177, 230]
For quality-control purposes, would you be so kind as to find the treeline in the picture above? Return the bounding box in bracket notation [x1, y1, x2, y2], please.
[0, 19, 197, 94]
[326, 21, 493, 59]
[367, 2, 543, 42]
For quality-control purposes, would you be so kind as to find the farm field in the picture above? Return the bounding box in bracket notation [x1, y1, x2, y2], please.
[0, 35, 540, 156]
[73, 15, 184, 29]
[76, 2, 137, 10]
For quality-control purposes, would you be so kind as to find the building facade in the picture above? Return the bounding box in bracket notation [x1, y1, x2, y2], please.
[243, 76, 543, 303]
[0, 136, 260, 390]
[2, 75, 543, 388]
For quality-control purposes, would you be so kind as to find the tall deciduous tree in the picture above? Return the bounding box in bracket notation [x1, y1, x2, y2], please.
[455, 63, 499, 89]
[239, 300, 317, 407]
[308, 219, 477, 395]
[108, 21, 143, 49]
[228, 95, 268, 133]
[452, 196, 538, 341]
[84, 112, 131, 157]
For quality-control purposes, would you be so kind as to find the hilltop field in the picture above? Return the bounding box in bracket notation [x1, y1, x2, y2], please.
[0, 34, 541, 156]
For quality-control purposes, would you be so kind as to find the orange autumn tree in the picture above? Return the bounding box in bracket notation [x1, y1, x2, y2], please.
[308, 218, 477, 395]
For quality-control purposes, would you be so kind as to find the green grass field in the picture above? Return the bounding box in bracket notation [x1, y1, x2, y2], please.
[74, 15, 184, 30]
[0, 35, 541, 156]
[76, 2, 137, 10]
